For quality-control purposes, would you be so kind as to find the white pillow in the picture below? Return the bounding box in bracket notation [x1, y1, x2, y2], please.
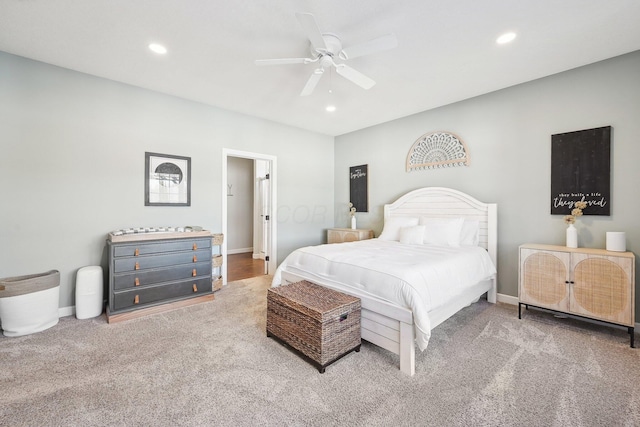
[399, 225, 426, 245]
[419, 217, 464, 247]
[460, 220, 480, 246]
[378, 217, 419, 241]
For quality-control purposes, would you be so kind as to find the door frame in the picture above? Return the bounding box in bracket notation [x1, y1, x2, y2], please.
[222, 148, 277, 285]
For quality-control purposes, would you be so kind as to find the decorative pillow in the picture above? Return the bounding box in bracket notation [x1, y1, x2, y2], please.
[459, 220, 480, 246]
[399, 225, 426, 245]
[419, 217, 464, 247]
[378, 217, 419, 241]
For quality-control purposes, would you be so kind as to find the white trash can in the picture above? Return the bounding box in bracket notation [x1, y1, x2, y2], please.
[0, 270, 60, 337]
[75, 266, 104, 319]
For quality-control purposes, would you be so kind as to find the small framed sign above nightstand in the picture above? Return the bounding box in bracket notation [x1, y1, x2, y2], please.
[327, 228, 374, 244]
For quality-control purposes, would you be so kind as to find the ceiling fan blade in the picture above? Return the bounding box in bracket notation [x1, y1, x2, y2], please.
[255, 58, 309, 66]
[295, 12, 327, 51]
[339, 33, 398, 60]
[335, 64, 375, 90]
[300, 69, 324, 96]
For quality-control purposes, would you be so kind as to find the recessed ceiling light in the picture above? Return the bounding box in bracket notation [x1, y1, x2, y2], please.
[148, 43, 167, 54]
[496, 32, 517, 45]
[326, 105, 336, 112]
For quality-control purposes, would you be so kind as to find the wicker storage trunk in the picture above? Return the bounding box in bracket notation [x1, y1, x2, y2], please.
[267, 280, 361, 373]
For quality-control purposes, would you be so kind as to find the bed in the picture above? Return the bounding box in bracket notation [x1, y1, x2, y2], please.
[272, 187, 497, 376]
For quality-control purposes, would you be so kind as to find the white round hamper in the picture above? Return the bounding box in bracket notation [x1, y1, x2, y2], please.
[0, 270, 60, 337]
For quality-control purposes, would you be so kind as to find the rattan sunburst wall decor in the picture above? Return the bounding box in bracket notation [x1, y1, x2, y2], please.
[406, 131, 470, 171]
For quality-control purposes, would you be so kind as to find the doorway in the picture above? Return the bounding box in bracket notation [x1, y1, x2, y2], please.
[222, 149, 277, 286]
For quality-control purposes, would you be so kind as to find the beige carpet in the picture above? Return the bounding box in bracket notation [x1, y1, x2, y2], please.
[1, 275, 639, 426]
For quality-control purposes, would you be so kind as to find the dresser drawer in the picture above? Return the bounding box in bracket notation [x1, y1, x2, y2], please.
[113, 238, 211, 258]
[113, 249, 211, 273]
[112, 262, 212, 290]
[112, 277, 213, 311]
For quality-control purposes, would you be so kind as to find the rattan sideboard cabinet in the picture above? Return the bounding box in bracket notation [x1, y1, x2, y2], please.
[107, 231, 215, 323]
[518, 243, 636, 346]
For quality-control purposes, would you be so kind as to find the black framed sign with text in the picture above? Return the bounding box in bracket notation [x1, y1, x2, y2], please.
[550, 126, 610, 216]
[349, 164, 368, 213]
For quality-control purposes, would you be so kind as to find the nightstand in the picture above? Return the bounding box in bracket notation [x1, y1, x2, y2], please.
[327, 228, 374, 244]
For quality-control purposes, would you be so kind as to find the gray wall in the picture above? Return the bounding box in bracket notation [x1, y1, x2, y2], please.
[0, 51, 334, 309]
[335, 51, 640, 318]
[226, 156, 254, 253]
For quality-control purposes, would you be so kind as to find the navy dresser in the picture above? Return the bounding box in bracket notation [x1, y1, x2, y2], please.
[107, 231, 214, 323]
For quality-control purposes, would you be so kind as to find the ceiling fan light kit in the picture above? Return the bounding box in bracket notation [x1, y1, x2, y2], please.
[255, 12, 397, 97]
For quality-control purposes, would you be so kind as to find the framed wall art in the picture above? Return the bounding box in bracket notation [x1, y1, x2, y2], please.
[550, 126, 611, 216]
[145, 152, 191, 206]
[349, 164, 368, 212]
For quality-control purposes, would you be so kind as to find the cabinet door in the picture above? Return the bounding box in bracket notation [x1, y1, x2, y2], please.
[569, 254, 633, 326]
[520, 248, 571, 311]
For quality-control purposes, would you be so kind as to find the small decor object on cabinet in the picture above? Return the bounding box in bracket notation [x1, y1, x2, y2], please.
[606, 232, 626, 252]
[518, 243, 635, 347]
[566, 224, 577, 248]
[145, 152, 191, 206]
[563, 201, 586, 248]
[349, 203, 357, 229]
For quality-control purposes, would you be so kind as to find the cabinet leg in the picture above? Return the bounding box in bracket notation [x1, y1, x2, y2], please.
[629, 327, 635, 348]
[518, 303, 521, 319]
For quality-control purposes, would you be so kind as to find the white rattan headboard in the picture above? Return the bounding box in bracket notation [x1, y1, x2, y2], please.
[383, 187, 497, 266]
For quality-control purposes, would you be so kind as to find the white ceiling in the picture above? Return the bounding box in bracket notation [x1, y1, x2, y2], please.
[1, 1, 640, 136]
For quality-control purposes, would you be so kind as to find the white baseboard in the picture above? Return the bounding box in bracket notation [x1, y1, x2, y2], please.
[496, 293, 518, 306]
[227, 247, 253, 255]
[59, 306, 75, 318]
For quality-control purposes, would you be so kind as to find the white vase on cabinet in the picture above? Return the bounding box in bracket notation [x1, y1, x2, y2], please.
[566, 224, 577, 248]
[350, 216, 357, 230]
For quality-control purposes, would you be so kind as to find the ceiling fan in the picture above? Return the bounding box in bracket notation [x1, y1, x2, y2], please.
[255, 12, 397, 96]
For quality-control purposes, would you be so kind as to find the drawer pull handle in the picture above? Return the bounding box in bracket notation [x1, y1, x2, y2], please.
[134, 262, 140, 270]
[193, 243, 198, 250]
[192, 284, 198, 292]
[134, 295, 140, 304]
[192, 269, 197, 277]
[134, 248, 139, 256]
[193, 255, 197, 263]
[134, 278, 140, 286]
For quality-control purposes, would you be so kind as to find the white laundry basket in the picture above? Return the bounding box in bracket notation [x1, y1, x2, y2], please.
[0, 270, 60, 337]
[75, 266, 104, 319]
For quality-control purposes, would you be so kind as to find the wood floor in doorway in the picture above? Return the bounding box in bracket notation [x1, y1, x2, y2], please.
[227, 253, 266, 282]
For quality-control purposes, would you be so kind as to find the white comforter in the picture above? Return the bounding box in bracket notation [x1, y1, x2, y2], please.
[272, 239, 496, 351]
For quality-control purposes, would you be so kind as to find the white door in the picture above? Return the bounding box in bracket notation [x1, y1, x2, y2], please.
[258, 162, 271, 274]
